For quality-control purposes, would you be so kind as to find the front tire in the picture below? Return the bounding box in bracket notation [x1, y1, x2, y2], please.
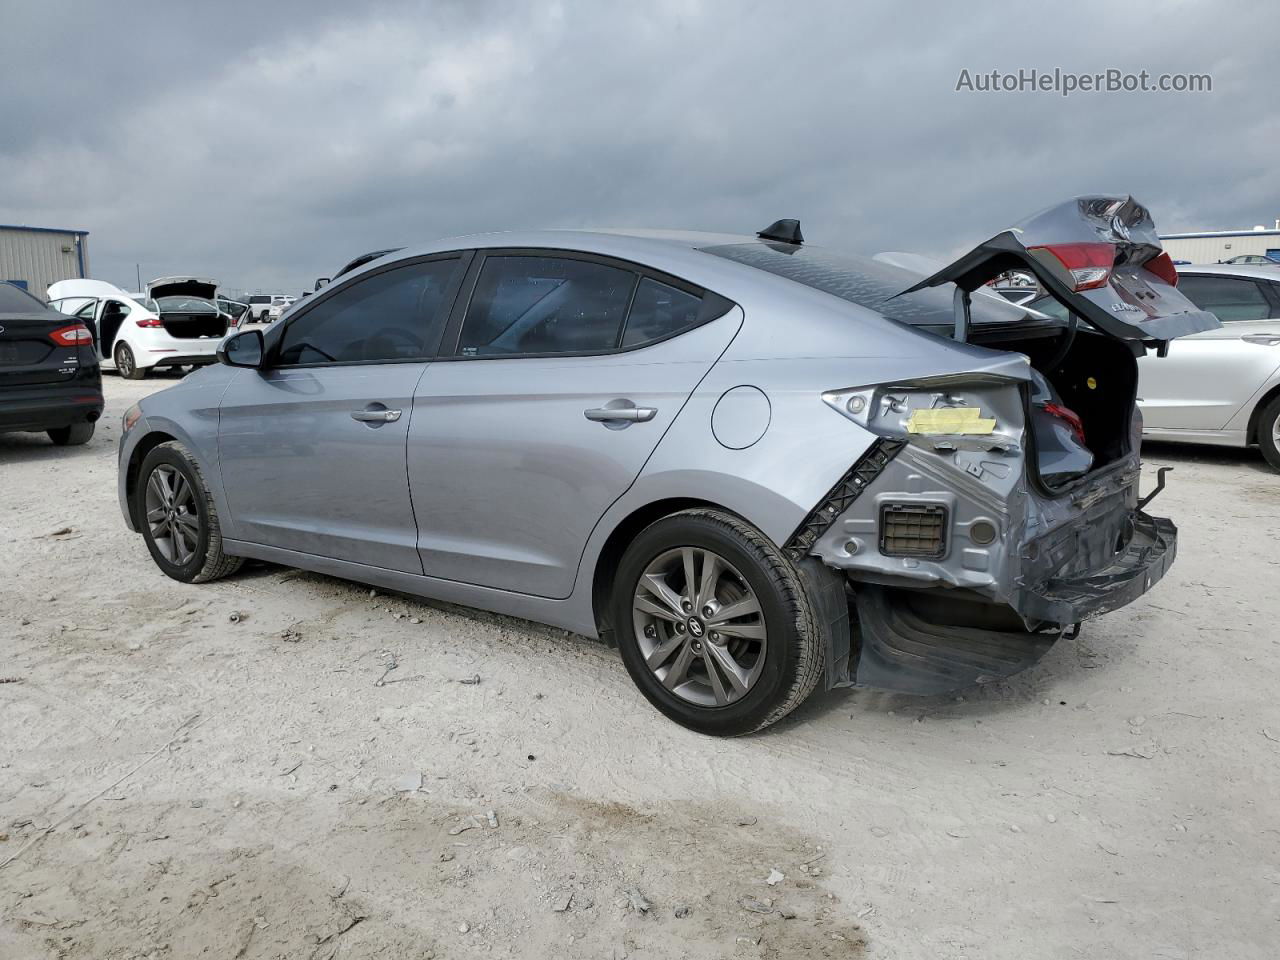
[1258, 395, 1280, 471]
[135, 441, 243, 583]
[611, 509, 824, 736]
[47, 422, 95, 446]
[115, 342, 147, 380]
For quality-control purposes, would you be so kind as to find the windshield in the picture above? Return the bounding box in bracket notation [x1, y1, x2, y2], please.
[155, 296, 219, 313]
[700, 242, 1030, 330]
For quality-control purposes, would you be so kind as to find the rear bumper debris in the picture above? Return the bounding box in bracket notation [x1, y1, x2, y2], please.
[1015, 509, 1176, 623]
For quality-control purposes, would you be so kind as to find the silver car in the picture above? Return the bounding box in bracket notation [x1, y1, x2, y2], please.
[1031, 262, 1280, 469]
[117, 197, 1218, 734]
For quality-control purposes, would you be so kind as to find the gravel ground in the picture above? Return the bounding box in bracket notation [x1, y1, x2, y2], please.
[2, 373, 1278, 960]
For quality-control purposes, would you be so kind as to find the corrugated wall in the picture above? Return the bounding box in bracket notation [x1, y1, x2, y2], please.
[0, 228, 89, 298]
[1162, 233, 1280, 264]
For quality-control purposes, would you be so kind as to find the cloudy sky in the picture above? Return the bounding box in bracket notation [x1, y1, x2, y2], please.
[2, 1, 1275, 295]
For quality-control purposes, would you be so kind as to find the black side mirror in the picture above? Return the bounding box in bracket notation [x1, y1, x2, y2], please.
[314, 277, 330, 291]
[218, 328, 264, 368]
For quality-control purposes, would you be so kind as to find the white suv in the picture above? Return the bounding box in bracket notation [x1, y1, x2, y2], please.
[246, 294, 294, 322]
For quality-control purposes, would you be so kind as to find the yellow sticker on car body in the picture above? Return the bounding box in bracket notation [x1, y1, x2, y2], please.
[905, 407, 997, 435]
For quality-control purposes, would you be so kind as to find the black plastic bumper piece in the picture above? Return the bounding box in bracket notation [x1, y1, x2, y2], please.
[850, 585, 1059, 695]
[1015, 510, 1176, 624]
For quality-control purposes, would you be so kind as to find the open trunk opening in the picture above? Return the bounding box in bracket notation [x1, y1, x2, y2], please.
[973, 324, 1139, 485]
[154, 297, 229, 340]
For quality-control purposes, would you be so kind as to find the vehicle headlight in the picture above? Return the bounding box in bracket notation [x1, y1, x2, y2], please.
[123, 403, 143, 432]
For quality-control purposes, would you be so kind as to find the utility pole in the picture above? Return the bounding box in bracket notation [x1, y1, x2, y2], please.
[135, 263, 141, 291]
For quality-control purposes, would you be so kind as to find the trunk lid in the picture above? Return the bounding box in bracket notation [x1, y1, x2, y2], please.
[146, 276, 219, 300]
[899, 196, 1221, 344]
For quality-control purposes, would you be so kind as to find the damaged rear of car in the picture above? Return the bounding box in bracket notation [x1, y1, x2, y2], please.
[702, 197, 1218, 697]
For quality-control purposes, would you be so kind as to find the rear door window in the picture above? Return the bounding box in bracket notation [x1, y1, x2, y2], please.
[1177, 275, 1273, 322]
[276, 258, 462, 366]
[458, 256, 636, 357]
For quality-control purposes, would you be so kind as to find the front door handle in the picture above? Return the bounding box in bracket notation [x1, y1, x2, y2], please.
[1242, 334, 1280, 346]
[585, 404, 657, 423]
[351, 408, 402, 423]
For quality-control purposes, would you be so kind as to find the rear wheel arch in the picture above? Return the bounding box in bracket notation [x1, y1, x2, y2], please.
[592, 497, 738, 643]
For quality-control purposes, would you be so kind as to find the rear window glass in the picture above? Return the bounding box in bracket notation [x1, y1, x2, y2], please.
[156, 296, 219, 313]
[700, 242, 1027, 329]
[0, 282, 49, 313]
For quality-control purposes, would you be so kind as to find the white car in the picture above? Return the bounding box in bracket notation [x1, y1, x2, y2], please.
[47, 278, 231, 379]
[1029, 262, 1280, 469]
[245, 294, 295, 322]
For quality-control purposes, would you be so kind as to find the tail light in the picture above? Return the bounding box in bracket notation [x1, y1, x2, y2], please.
[1043, 401, 1087, 445]
[49, 323, 93, 345]
[136, 316, 164, 328]
[1143, 251, 1179, 287]
[1029, 242, 1115, 291]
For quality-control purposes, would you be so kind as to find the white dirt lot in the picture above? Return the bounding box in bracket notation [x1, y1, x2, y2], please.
[2, 374, 1278, 960]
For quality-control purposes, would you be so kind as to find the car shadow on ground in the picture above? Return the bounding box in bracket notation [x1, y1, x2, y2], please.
[1141, 439, 1273, 474]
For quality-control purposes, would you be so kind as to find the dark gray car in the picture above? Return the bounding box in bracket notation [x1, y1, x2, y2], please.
[117, 197, 1217, 734]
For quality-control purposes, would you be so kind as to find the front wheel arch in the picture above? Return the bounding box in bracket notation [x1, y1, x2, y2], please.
[125, 431, 179, 530]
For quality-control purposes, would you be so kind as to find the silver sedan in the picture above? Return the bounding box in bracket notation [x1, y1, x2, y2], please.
[117, 197, 1216, 733]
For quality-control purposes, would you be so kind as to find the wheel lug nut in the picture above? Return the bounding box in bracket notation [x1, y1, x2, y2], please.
[709, 631, 720, 642]
[701, 605, 713, 617]
[644, 625, 657, 638]
[675, 622, 685, 633]
[681, 601, 691, 612]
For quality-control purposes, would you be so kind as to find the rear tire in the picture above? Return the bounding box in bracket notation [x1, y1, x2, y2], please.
[1258, 395, 1280, 471]
[115, 342, 147, 380]
[611, 509, 825, 736]
[47, 422, 95, 446]
[135, 441, 243, 583]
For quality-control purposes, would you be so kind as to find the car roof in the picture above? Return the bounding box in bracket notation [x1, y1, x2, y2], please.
[343, 228, 790, 297]
[1175, 262, 1280, 280]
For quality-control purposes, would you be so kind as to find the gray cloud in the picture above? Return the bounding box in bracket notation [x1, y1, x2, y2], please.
[1, 0, 1275, 295]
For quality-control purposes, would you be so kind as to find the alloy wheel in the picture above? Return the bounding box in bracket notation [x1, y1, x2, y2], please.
[631, 547, 767, 707]
[144, 464, 201, 565]
[116, 344, 134, 378]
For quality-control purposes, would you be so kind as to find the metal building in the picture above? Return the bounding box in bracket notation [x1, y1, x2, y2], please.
[1160, 226, 1280, 264]
[0, 224, 91, 298]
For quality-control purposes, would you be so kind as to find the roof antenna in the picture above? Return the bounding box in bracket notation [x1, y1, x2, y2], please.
[757, 219, 804, 245]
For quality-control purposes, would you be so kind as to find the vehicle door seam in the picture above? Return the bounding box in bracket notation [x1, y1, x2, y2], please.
[564, 307, 748, 598]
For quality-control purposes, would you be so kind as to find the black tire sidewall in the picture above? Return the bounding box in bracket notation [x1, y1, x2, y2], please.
[611, 514, 805, 736]
[1259, 397, 1280, 470]
[116, 343, 142, 379]
[135, 446, 213, 583]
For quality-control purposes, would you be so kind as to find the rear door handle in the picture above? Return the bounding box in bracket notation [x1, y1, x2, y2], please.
[351, 408, 401, 423]
[585, 405, 657, 423]
[1242, 334, 1280, 346]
